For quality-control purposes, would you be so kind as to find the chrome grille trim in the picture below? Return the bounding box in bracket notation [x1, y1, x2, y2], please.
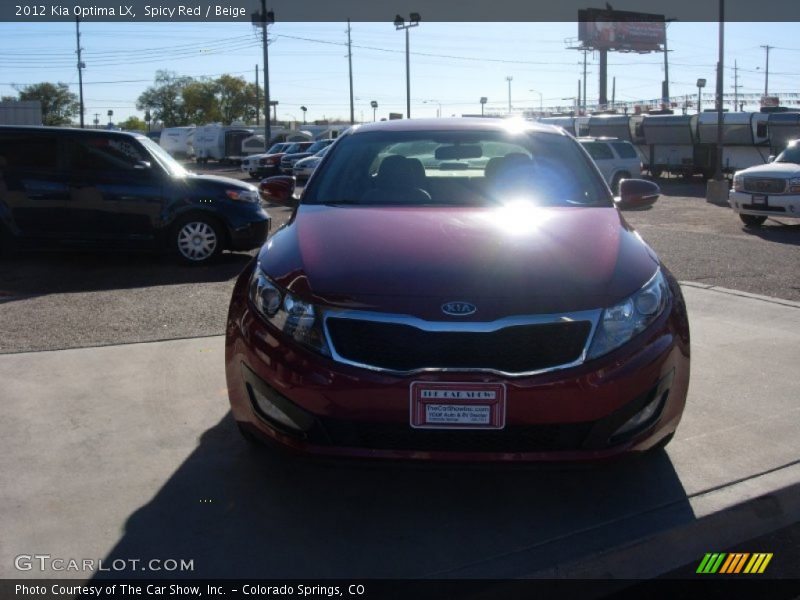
[743, 178, 787, 194]
[321, 308, 602, 378]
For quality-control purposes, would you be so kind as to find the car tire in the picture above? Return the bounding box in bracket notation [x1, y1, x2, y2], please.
[611, 172, 630, 194]
[650, 167, 663, 179]
[172, 216, 223, 264]
[740, 214, 767, 228]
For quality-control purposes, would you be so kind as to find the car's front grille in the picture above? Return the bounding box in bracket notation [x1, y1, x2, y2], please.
[317, 418, 593, 452]
[325, 317, 592, 374]
[743, 178, 786, 194]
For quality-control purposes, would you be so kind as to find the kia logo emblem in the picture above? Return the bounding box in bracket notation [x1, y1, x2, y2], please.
[442, 301, 477, 317]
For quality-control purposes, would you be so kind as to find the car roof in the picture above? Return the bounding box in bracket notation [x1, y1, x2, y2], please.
[347, 117, 565, 136]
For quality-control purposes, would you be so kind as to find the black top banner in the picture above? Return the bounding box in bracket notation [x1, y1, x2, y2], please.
[1, 0, 800, 22]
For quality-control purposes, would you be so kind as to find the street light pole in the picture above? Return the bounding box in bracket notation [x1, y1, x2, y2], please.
[370, 100, 378, 122]
[300, 105, 307, 124]
[506, 76, 513, 115]
[394, 13, 420, 119]
[529, 89, 543, 114]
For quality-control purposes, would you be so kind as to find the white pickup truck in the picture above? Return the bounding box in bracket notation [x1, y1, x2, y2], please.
[730, 140, 800, 227]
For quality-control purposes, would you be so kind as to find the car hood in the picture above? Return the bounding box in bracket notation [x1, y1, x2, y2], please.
[184, 173, 255, 191]
[738, 162, 800, 177]
[258, 205, 659, 318]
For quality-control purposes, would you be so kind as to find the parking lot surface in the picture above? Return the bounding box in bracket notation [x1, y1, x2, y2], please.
[1, 284, 798, 579]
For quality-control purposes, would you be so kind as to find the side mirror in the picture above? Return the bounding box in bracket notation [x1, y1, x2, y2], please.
[259, 175, 297, 206]
[615, 179, 660, 211]
[767, 155, 776, 163]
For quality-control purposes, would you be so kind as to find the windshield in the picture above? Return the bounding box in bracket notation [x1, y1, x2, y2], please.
[776, 143, 800, 164]
[267, 143, 285, 154]
[307, 140, 331, 153]
[303, 129, 611, 207]
[138, 136, 188, 177]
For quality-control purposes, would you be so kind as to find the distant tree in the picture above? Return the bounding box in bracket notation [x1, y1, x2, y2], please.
[16, 82, 79, 125]
[136, 70, 193, 126]
[214, 74, 261, 124]
[182, 80, 221, 124]
[1, 95, 17, 103]
[118, 116, 147, 131]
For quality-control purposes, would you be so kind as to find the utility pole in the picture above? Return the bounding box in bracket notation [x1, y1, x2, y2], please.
[253, 1, 274, 143]
[347, 19, 354, 124]
[577, 79, 581, 115]
[582, 50, 587, 113]
[714, 0, 725, 182]
[75, 17, 85, 128]
[760, 44, 772, 96]
[506, 76, 513, 114]
[255, 65, 260, 125]
[598, 49, 608, 108]
[732, 59, 741, 111]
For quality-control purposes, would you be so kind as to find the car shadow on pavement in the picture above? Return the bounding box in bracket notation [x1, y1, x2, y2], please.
[742, 221, 800, 246]
[95, 412, 693, 579]
[0, 250, 254, 301]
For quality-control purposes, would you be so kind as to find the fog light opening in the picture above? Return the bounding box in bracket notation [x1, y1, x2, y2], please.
[612, 392, 666, 440]
[248, 384, 303, 432]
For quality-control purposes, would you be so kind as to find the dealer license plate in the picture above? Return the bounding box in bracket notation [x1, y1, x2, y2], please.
[409, 382, 506, 430]
[751, 194, 768, 206]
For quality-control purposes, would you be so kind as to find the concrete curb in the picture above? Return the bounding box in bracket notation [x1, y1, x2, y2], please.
[526, 461, 800, 581]
[680, 281, 800, 309]
[429, 461, 800, 582]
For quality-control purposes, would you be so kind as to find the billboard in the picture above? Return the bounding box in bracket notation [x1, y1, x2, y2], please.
[578, 9, 665, 52]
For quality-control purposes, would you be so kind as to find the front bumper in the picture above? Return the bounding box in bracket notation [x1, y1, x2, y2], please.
[227, 213, 271, 251]
[225, 265, 690, 461]
[729, 190, 800, 219]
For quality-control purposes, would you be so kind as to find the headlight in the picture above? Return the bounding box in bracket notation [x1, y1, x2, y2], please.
[587, 269, 670, 360]
[248, 267, 331, 357]
[226, 189, 260, 203]
[788, 177, 800, 194]
[733, 173, 744, 192]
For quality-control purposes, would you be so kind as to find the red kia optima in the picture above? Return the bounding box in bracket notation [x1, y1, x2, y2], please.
[225, 118, 690, 461]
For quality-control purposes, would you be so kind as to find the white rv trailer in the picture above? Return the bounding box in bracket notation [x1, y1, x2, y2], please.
[766, 112, 800, 155]
[641, 114, 698, 178]
[586, 114, 648, 166]
[159, 126, 195, 158]
[194, 124, 254, 164]
[695, 112, 770, 175]
[537, 116, 590, 137]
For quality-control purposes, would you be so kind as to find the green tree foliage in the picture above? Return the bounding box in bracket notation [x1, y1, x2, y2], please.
[16, 82, 79, 126]
[182, 80, 221, 124]
[136, 71, 263, 126]
[118, 116, 147, 131]
[136, 70, 193, 126]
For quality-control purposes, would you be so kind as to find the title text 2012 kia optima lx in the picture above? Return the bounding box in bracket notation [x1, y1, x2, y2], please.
[226, 119, 690, 461]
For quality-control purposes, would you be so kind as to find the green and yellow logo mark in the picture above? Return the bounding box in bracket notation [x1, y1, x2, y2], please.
[696, 552, 773, 574]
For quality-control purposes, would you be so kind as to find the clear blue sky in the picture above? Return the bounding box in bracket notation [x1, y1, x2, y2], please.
[1, 21, 798, 124]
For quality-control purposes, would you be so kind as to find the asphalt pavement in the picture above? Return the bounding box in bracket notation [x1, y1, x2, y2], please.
[1, 284, 798, 580]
